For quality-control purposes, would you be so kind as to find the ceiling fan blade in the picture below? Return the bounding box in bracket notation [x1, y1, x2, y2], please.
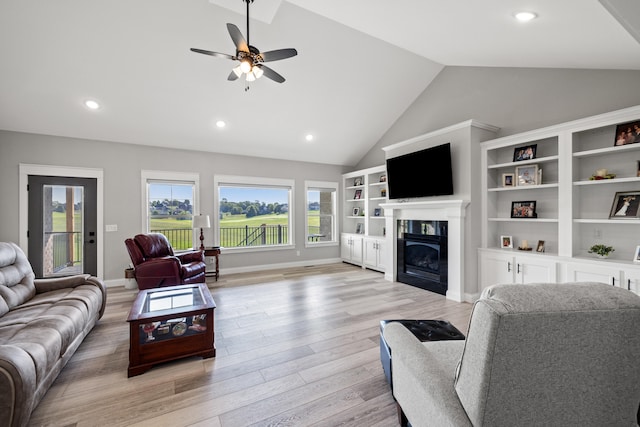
[257, 65, 285, 83]
[227, 23, 249, 53]
[259, 48, 298, 62]
[190, 48, 235, 60]
[228, 70, 239, 81]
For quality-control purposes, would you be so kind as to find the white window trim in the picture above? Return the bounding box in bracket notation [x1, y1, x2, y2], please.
[141, 170, 200, 249]
[214, 174, 295, 253]
[305, 180, 339, 248]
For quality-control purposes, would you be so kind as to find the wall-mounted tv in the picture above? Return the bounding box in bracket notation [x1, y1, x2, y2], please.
[386, 142, 454, 199]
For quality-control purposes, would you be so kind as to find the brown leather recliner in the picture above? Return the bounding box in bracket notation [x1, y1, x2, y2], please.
[124, 233, 206, 290]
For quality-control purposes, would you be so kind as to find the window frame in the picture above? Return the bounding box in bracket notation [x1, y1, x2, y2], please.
[141, 170, 200, 250]
[305, 180, 339, 248]
[214, 174, 295, 253]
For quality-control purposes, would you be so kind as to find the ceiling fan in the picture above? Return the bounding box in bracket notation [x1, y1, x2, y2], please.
[190, 0, 297, 85]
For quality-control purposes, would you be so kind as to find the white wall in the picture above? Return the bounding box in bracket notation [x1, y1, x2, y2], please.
[356, 67, 640, 170]
[0, 131, 346, 281]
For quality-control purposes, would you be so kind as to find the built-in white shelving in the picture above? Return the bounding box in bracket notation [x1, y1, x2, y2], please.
[479, 104, 640, 295]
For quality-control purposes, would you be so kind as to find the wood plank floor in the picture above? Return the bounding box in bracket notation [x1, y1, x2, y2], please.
[29, 263, 473, 427]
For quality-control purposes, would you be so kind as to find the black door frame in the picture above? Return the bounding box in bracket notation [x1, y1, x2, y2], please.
[19, 164, 104, 279]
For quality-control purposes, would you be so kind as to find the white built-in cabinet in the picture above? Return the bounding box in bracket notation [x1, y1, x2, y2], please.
[479, 105, 640, 296]
[480, 250, 558, 286]
[342, 165, 387, 271]
[363, 237, 386, 271]
[341, 234, 363, 265]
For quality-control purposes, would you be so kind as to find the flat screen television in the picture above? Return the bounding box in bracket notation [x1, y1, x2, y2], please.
[386, 142, 454, 199]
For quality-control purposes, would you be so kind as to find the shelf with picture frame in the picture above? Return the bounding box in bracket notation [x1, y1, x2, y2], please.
[342, 165, 388, 271]
[480, 104, 640, 295]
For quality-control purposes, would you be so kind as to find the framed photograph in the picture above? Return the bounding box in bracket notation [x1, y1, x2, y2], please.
[374, 208, 382, 216]
[355, 223, 364, 234]
[352, 207, 360, 216]
[516, 165, 538, 186]
[634, 246, 640, 263]
[379, 174, 387, 182]
[500, 235, 513, 248]
[536, 240, 545, 253]
[354, 176, 364, 186]
[502, 173, 515, 187]
[354, 189, 362, 200]
[513, 144, 537, 162]
[511, 200, 537, 218]
[609, 191, 640, 218]
[614, 120, 640, 146]
[380, 188, 387, 197]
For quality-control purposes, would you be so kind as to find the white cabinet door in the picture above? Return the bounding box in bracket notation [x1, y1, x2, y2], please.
[341, 233, 363, 266]
[479, 251, 515, 290]
[621, 268, 640, 296]
[363, 237, 385, 272]
[341, 234, 352, 261]
[565, 262, 620, 287]
[376, 238, 386, 272]
[515, 255, 558, 284]
[363, 238, 378, 268]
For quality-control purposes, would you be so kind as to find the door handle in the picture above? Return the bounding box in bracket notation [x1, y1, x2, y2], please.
[517, 263, 521, 274]
[628, 279, 631, 291]
[507, 262, 511, 272]
[86, 239, 95, 244]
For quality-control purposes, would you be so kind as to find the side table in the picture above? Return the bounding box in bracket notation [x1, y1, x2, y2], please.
[203, 247, 220, 281]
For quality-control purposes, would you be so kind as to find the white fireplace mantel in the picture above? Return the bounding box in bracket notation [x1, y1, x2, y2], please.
[380, 199, 470, 302]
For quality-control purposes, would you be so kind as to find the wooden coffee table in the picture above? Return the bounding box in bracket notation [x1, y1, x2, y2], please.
[126, 283, 216, 377]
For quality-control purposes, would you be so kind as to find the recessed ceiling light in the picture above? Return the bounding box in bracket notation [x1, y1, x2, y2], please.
[514, 11, 537, 22]
[84, 100, 100, 110]
[305, 134, 314, 142]
[216, 120, 226, 128]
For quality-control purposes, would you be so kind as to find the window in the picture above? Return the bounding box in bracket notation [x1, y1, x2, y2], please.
[215, 175, 294, 251]
[142, 171, 199, 250]
[305, 181, 338, 246]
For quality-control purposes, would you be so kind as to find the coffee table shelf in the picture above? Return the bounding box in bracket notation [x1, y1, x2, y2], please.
[127, 283, 216, 377]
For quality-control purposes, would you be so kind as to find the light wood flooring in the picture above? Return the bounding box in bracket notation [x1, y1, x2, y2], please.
[29, 263, 473, 427]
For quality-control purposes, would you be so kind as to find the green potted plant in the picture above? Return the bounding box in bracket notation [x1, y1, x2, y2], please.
[588, 244, 614, 258]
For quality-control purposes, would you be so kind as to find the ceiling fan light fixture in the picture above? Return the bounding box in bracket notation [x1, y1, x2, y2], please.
[246, 71, 256, 82]
[240, 59, 252, 74]
[253, 67, 264, 79]
[232, 65, 243, 77]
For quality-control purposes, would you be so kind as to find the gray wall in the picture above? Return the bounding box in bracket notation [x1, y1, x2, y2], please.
[356, 67, 640, 170]
[0, 131, 346, 281]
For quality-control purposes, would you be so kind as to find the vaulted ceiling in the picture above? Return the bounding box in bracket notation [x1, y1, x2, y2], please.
[1, 0, 639, 166]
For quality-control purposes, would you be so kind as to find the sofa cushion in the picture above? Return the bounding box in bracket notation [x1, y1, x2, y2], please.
[0, 243, 36, 315]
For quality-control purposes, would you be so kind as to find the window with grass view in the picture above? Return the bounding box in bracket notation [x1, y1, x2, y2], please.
[144, 173, 198, 250]
[216, 176, 293, 249]
[306, 181, 338, 245]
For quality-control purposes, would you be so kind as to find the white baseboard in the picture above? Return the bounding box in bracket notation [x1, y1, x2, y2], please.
[103, 258, 344, 288]
[220, 257, 343, 276]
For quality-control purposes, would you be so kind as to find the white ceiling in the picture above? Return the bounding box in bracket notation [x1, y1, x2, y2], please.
[1, 0, 639, 166]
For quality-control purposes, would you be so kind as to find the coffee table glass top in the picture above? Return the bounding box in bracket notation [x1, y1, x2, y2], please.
[143, 286, 205, 314]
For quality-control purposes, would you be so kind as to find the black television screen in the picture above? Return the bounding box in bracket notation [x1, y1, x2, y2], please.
[386, 143, 454, 199]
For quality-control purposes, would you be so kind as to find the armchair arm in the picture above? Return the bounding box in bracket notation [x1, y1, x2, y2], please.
[176, 250, 204, 264]
[133, 257, 181, 289]
[383, 323, 471, 427]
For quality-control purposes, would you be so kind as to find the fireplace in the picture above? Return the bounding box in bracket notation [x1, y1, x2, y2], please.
[397, 220, 448, 295]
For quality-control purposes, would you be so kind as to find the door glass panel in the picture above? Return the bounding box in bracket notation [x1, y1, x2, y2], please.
[42, 185, 84, 277]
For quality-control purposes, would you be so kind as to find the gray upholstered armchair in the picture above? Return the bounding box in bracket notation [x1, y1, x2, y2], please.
[383, 282, 640, 426]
